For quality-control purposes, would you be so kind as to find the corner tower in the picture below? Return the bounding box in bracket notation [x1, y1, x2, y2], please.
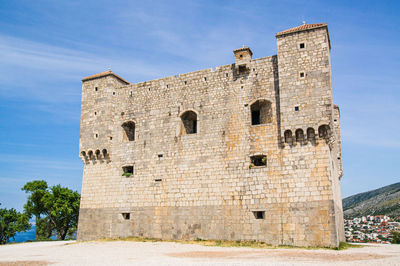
[276, 23, 332, 134]
[276, 23, 344, 246]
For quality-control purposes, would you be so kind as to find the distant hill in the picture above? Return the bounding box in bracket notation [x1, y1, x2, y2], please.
[342, 182, 400, 219]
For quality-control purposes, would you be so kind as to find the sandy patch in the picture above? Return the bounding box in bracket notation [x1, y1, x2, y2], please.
[0, 261, 50, 266]
[167, 250, 390, 262]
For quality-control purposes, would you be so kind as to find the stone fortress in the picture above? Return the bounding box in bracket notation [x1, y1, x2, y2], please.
[77, 23, 345, 247]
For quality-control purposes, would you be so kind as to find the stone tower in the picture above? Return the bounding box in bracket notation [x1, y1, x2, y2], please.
[77, 23, 344, 247]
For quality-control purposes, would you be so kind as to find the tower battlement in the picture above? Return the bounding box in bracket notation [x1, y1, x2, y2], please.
[77, 23, 344, 247]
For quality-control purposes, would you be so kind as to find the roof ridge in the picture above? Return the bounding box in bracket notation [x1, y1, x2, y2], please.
[276, 23, 327, 37]
[82, 70, 130, 84]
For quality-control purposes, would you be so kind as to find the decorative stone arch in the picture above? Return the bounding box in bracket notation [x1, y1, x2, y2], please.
[284, 130, 293, 144]
[87, 150, 94, 160]
[121, 121, 136, 141]
[307, 127, 316, 142]
[180, 109, 198, 135]
[249, 99, 272, 125]
[295, 128, 305, 142]
[95, 149, 101, 159]
[318, 124, 331, 139]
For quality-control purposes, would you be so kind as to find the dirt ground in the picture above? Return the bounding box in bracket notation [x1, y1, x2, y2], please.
[0, 241, 399, 266]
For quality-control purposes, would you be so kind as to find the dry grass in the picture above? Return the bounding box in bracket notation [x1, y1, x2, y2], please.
[91, 236, 361, 251]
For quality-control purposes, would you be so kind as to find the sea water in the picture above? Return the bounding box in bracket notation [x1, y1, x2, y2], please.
[7, 226, 36, 243]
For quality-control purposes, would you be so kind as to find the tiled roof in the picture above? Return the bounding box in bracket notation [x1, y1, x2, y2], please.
[82, 70, 130, 84]
[276, 23, 327, 37]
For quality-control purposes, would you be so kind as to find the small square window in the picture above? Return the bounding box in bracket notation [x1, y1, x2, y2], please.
[203, 77, 207, 81]
[253, 211, 265, 219]
[295, 106, 299, 111]
[250, 155, 267, 167]
[113, 92, 116, 95]
[184, 81, 187, 85]
[299, 43, 305, 49]
[122, 166, 134, 177]
[300, 72, 305, 78]
[158, 154, 163, 158]
[121, 213, 130, 220]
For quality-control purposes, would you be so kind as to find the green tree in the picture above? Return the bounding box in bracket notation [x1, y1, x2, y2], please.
[21, 180, 48, 239]
[36, 217, 53, 240]
[390, 231, 400, 244]
[0, 204, 31, 244]
[22, 181, 80, 240]
[42, 185, 80, 240]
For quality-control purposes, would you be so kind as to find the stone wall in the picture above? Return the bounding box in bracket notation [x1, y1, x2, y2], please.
[77, 24, 344, 247]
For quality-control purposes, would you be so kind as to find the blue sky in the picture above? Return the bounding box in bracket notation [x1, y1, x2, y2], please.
[0, 0, 399, 210]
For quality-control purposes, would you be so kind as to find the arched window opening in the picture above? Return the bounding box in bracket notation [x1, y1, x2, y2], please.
[250, 155, 267, 167]
[307, 128, 316, 142]
[122, 121, 135, 141]
[87, 150, 93, 160]
[250, 100, 272, 125]
[284, 130, 292, 144]
[181, 111, 197, 134]
[318, 125, 331, 139]
[81, 151, 86, 157]
[95, 149, 101, 159]
[102, 149, 108, 157]
[295, 129, 304, 142]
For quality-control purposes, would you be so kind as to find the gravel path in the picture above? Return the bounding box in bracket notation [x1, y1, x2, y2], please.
[0, 241, 399, 266]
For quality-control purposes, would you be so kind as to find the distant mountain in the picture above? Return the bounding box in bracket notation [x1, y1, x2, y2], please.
[342, 182, 400, 219]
